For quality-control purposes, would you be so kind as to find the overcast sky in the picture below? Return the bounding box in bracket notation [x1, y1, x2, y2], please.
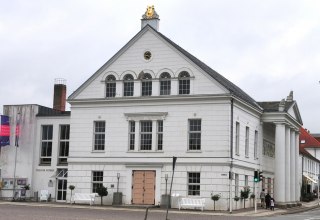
[0, 0, 319, 132]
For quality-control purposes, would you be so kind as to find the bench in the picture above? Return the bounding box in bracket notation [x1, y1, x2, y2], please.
[179, 197, 206, 211]
[40, 190, 49, 202]
[73, 193, 96, 205]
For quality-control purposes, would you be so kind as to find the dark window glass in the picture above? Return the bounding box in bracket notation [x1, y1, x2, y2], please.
[106, 75, 116, 98]
[178, 71, 190, 95]
[123, 74, 134, 96]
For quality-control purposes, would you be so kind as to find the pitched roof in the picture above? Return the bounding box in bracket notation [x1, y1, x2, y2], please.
[300, 128, 320, 149]
[69, 25, 261, 110]
[156, 31, 261, 110]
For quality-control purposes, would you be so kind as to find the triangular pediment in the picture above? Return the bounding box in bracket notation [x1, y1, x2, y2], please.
[68, 25, 259, 111]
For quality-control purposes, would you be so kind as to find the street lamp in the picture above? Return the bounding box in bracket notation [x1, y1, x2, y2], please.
[12, 112, 21, 200]
[117, 173, 120, 193]
[165, 174, 168, 195]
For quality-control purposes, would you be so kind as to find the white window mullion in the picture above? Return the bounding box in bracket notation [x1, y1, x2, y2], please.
[151, 120, 156, 151]
[135, 121, 140, 151]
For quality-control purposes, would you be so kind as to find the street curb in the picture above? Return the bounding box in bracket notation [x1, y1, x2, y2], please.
[281, 205, 319, 215]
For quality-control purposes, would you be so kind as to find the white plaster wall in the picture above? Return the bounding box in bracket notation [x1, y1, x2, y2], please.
[69, 100, 231, 159]
[32, 116, 70, 200]
[75, 30, 226, 100]
[0, 105, 38, 199]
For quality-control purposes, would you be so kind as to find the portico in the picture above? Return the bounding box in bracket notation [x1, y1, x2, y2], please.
[259, 92, 303, 207]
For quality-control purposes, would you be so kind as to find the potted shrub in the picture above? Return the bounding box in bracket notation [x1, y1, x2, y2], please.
[69, 185, 75, 203]
[240, 186, 250, 209]
[96, 185, 108, 206]
[211, 193, 220, 211]
[234, 196, 240, 209]
[250, 193, 255, 207]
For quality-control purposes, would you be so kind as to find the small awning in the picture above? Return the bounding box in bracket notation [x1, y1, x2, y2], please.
[303, 174, 318, 183]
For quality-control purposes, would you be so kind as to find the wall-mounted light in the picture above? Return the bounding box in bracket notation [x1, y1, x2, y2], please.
[165, 174, 168, 195]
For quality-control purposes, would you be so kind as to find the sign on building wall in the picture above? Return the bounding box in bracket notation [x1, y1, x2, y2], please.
[263, 139, 275, 158]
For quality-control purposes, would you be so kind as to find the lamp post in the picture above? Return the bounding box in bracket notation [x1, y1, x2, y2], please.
[165, 174, 168, 195]
[12, 112, 21, 200]
[117, 173, 120, 193]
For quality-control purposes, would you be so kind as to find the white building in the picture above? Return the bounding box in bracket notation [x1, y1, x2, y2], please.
[0, 7, 303, 210]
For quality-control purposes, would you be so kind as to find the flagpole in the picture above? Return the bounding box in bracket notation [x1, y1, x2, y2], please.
[12, 112, 20, 201]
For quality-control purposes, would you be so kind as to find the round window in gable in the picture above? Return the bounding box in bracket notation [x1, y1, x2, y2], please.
[144, 51, 152, 60]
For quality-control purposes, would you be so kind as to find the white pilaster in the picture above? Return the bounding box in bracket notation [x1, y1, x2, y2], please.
[152, 120, 157, 150]
[134, 81, 141, 97]
[135, 121, 140, 151]
[290, 129, 296, 202]
[295, 132, 300, 201]
[274, 123, 286, 203]
[285, 126, 291, 202]
[116, 81, 123, 97]
[152, 80, 159, 96]
[171, 79, 178, 95]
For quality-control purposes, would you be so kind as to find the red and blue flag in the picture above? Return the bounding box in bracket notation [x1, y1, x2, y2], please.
[0, 115, 10, 147]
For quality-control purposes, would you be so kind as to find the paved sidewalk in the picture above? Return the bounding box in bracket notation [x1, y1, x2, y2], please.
[0, 200, 319, 217]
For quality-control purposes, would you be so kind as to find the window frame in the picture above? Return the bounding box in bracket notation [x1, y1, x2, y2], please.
[123, 74, 134, 97]
[58, 124, 70, 165]
[235, 122, 240, 155]
[254, 130, 258, 159]
[178, 71, 190, 95]
[140, 120, 152, 150]
[40, 125, 53, 165]
[105, 75, 116, 98]
[187, 172, 201, 196]
[188, 119, 201, 151]
[157, 120, 163, 151]
[93, 121, 105, 151]
[92, 171, 103, 193]
[128, 121, 135, 151]
[159, 72, 171, 95]
[245, 126, 249, 157]
[141, 73, 152, 96]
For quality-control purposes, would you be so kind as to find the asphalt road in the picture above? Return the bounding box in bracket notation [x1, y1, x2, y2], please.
[0, 204, 255, 220]
[257, 207, 320, 220]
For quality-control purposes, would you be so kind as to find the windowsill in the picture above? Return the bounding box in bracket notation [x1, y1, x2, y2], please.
[91, 150, 105, 153]
[235, 153, 240, 156]
[39, 164, 51, 166]
[127, 150, 164, 153]
[186, 150, 202, 153]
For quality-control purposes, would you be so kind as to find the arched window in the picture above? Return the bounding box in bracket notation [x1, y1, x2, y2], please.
[178, 71, 190, 94]
[159, 72, 171, 95]
[106, 75, 116, 98]
[140, 73, 152, 96]
[123, 74, 134, 97]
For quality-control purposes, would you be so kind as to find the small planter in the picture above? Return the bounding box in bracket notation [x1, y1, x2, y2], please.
[211, 194, 220, 211]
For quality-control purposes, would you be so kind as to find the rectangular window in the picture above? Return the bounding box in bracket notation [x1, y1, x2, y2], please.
[189, 119, 201, 150]
[179, 79, 190, 94]
[245, 126, 249, 157]
[254, 130, 258, 159]
[142, 81, 152, 96]
[188, 172, 200, 196]
[40, 125, 53, 165]
[160, 80, 171, 95]
[140, 121, 152, 150]
[92, 171, 103, 193]
[106, 82, 116, 97]
[235, 122, 240, 155]
[235, 173, 239, 196]
[157, 120, 163, 150]
[129, 121, 135, 150]
[94, 121, 105, 151]
[124, 81, 134, 96]
[58, 125, 70, 165]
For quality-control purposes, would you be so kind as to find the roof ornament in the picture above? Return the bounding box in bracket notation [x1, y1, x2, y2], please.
[142, 5, 159, 19]
[286, 91, 293, 102]
[278, 98, 286, 111]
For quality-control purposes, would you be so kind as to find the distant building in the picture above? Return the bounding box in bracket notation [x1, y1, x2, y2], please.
[299, 128, 320, 196]
[0, 7, 303, 210]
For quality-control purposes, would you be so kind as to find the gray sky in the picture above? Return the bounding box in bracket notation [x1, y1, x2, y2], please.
[1, 0, 319, 132]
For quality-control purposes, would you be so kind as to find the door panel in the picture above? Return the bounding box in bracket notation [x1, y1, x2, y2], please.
[132, 170, 155, 205]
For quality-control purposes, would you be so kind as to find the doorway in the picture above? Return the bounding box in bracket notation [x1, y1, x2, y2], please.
[132, 170, 155, 205]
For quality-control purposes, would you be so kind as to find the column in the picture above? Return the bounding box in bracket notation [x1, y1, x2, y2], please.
[295, 132, 300, 201]
[285, 126, 291, 202]
[151, 120, 157, 150]
[134, 81, 141, 97]
[274, 123, 286, 203]
[116, 81, 123, 97]
[290, 129, 296, 202]
[171, 79, 178, 95]
[134, 121, 140, 151]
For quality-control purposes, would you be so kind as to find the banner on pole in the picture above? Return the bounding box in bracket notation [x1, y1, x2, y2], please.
[0, 115, 10, 147]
